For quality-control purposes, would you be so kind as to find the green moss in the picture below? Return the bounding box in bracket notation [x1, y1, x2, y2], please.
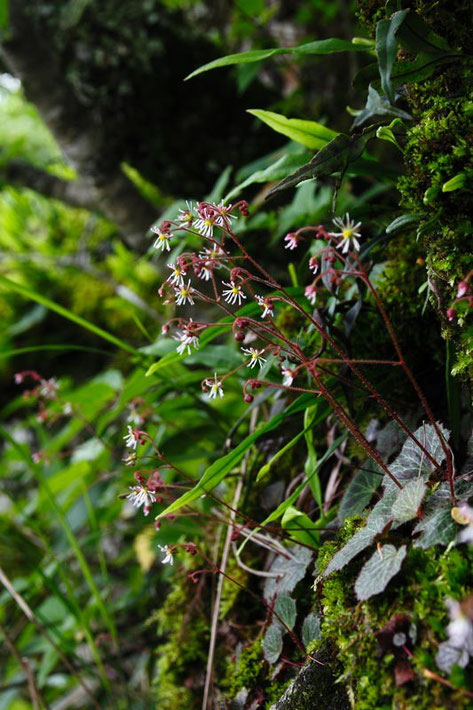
[317, 531, 473, 708]
[223, 639, 265, 698]
[153, 577, 210, 710]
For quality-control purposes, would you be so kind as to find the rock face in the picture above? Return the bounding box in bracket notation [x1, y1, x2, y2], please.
[269, 652, 350, 710]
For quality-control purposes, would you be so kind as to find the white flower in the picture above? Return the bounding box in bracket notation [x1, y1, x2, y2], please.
[304, 283, 317, 306]
[284, 233, 299, 250]
[167, 262, 186, 286]
[126, 485, 157, 510]
[205, 373, 224, 399]
[282, 368, 294, 387]
[174, 280, 195, 306]
[445, 599, 473, 651]
[158, 544, 174, 565]
[174, 330, 199, 355]
[194, 207, 215, 238]
[127, 408, 143, 426]
[152, 227, 172, 252]
[177, 200, 195, 225]
[329, 213, 362, 254]
[199, 245, 226, 264]
[309, 256, 319, 274]
[214, 201, 237, 228]
[40, 378, 59, 399]
[222, 280, 246, 306]
[256, 295, 274, 319]
[123, 425, 139, 450]
[241, 347, 266, 369]
[123, 452, 137, 466]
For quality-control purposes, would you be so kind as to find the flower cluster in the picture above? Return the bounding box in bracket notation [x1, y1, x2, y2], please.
[150, 203, 368, 411]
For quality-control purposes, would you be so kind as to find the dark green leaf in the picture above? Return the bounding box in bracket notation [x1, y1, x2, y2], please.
[413, 507, 457, 548]
[338, 461, 382, 519]
[385, 422, 450, 491]
[397, 11, 453, 54]
[353, 85, 411, 128]
[386, 213, 422, 234]
[263, 624, 283, 664]
[355, 544, 406, 600]
[302, 614, 321, 648]
[324, 491, 397, 575]
[376, 10, 408, 103]
[267, 126, 377, 198]
[274, 594, 297, 631]
[264, 545, 313, 600]
[391, 478, 427, 523]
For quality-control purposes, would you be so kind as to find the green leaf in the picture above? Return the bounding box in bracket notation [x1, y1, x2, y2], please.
[354, 52, 459, 92]
[267, 126, 377, 197]
[281, 506, 319, 547]
[155, 394, 322, 519]
[185, 39, 372, 80]
[391, 478, 426, 523]
[0, 0, 8, 30]
[247, 109, 338, 150]
[389, 52, 459, 86]
[413, 507, 457, 549]
[353, 85, 411, 128]
[396, 10, 453, 55]
[261, 431, 346, 527]
[264, 545, 313, 600]
[0, 275, 139, 356]
[355, 544, 406, 600]
[442, 173, 466, 192]
[257, 400, 327, 484]
[386, 213, 422, 234]
[302, 614, 321, 649]
[304, 405, 322, 509]
[263, 623, 283, 664]
[386, 422, 450, 491]
[338, 461, 382, 519]
[274, 594, 297, 631]
[324, 492, 397, 575]
[225, 151, 310, 201]
[376, 10, 408, 103]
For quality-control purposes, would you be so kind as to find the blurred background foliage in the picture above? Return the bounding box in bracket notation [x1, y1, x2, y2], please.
[0, 0, 469, 708]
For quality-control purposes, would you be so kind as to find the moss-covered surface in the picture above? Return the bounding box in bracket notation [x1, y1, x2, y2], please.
[268, 647, 350, 710]
[152, 576, 210, 710]
[356, 0, 473, 385]
[315, 517, 473, 709]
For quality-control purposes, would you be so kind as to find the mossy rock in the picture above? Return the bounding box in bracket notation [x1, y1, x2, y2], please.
[268, 646, 350, 710]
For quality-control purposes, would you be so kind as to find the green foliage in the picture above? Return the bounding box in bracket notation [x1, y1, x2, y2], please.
[318, 535, 473, 708]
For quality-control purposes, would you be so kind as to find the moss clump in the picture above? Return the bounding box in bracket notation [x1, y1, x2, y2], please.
[222, 639, 265, 699]
[153, 577, 210, 710]
[221, 636, 295, 708]
[397, 68, 473, 381]
[317, 529, 473, 708]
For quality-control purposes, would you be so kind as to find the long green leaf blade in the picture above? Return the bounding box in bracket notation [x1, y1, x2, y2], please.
[185, 39, 372, 80]
[247, 110, 338, 150]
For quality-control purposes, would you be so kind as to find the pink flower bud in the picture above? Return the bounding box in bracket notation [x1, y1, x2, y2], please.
[244, 394, 254, 403]
[457, 281, 469, 298]
[446, 308, 457, 322]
